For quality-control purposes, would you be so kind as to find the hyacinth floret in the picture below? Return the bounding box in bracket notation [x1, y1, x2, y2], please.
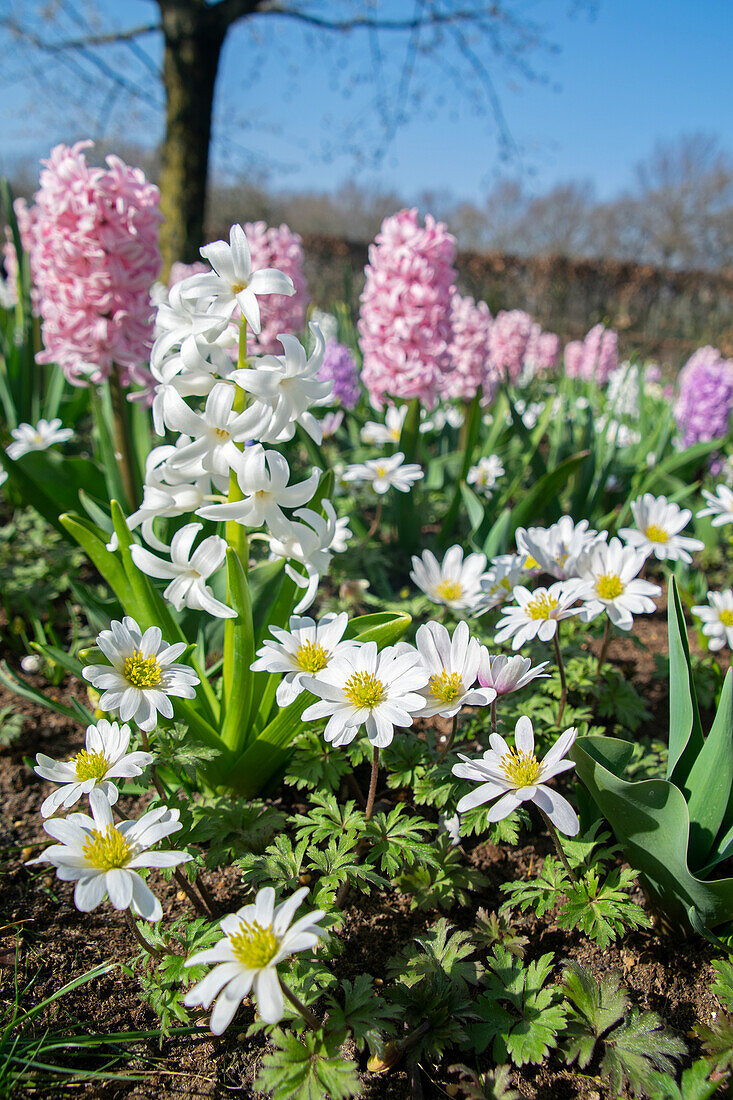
[32, 141, 162, 396]
[441, 291, 495, 401]
[359, 208, 457, 408]
[318, 340, 361, 409]
[243, 221, 309, 355]
[674, 345, 733, 454]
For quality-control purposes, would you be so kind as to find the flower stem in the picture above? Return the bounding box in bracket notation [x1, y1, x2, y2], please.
[124, 908, 164, 959]
[279, 977, 320, 1030]
[596, 616, 611, 675]
[490, 698, 497, 734]
[552, 627, 567, 725]
[365, 747, 380, 821]
[358, 497, 383, 548]
[535, 806, 577, 883]
[108, 370, 138, 512]
[437, 714, 458, 759]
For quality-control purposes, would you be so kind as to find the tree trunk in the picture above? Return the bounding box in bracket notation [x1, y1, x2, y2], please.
[157, 1, 227, 271]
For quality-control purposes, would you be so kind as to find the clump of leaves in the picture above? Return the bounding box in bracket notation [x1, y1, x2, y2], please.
[0, 705, 24, 747]
[448, 1063, 520, 1100]
[152, 724, 220, 783]
[472, 909, 528, 960]
[597, 665, 650, 733]
[123, 916, 221, 1034]
[324, 975, 400, 1058]
[501, 823, 650, 949]
[284, 727, 352, 792]
[256, 1028, 360, 1100]
[187, 795, 286, 869]
[0, 509, 85, 621]
[395, 834, 487, 911]
[563, 960, 686, 1097]
[470, 947, 567, 1066]
[385, 919, 481, 1064]
[694, 959, 733, 1076]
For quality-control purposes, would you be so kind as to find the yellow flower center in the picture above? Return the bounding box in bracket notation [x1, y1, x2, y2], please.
[500, 749, 542, 787]
[524, 555, 540, 570]
[596, 573, 624, 600]
[82, 826, 132, 871]
[123, 651, 162, 689]
[389, 428, 401, 442]
[374, 464, 388, 477]
[429, 670, 464, 703]
[525, 593, 559, 620]
[230, 920, 279, 969]
[645, 524, 669, 543]
[214, 427, 230, 441]
[74, 749, 109, 781]
[719, 610, 733, 627]
[435, 579, 462, 602]
[231, 281, 248, 294]
[343, 671, 385, 708]
[295, 639, 329, 672]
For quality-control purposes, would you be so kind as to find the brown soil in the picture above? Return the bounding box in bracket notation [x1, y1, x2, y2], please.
[0, 588, 729, 1099]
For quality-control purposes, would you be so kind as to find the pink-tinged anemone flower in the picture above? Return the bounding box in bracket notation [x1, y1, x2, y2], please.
[487, 309, 533, 383]
[243, 221, 309, 355]
[563, 323, 619, 384]
[674, 346, 733, 455]
[31, 141, 162, 397]
[441, 291, 496, 401]
[359, 208, 457, 408]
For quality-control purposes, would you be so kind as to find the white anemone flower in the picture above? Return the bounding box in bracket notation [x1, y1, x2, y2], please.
[516, 517, 606, 581]
[410, 545, 488, 611]
[361, 405, 408, 445]
[301, 641, 429, 748]
[342, 452, 424, 495]
[467, 455, 505, 497]
[131, 524, 235, 619]
[477, 554, 525, 613]
[692, 590, 733, 651]
[82, 617, 199, 732]
[453, 716, 579, 835]
[619, 493, 704, 563]
[27, 790, 190, 920]
[197, 444, 320, 535]
[697, 485, 733, 528]
[251, 612, 358, 706]
[494, 581, 586, 650]
[179, 223, 295, 334]
[7, 418, 73, 460]
[163, 383, 264, 478]
[477, 653, 550, 697]
[184, 886, 326, 1032]
[576, 537, 661, 631]
[413, 621, 496, 719]
[232, 325, 333, 444]
[34, 720, 153, 818]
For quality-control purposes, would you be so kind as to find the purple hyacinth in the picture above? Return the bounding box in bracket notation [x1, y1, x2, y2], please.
[318, 340, 361, 409]
[675, 345, 733, 452]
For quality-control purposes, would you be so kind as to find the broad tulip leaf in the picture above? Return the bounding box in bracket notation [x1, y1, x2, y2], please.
[685, 669, 733, 870]
[667, 578, 704, 786]
[343, 611, 412, 647]
[572, 735, 733, 933]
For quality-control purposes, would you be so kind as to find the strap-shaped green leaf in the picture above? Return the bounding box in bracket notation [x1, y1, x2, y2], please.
[343, 611, 412, 647]
[667, 577, 704, 787]
[60, 512, 131, 600]
[507, 450, 589, 537]
[220, 547, 255, 752]
[225, 692, 314, 798]
[685, 669, 733, 870]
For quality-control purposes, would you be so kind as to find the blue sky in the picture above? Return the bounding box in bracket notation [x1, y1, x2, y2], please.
[1, 0, 731, 202]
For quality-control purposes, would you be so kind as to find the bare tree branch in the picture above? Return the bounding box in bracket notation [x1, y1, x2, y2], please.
[251, 2, 499, 34]
[0, 17, 160, 51]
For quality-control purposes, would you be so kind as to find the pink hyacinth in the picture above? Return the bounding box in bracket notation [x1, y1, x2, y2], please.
[441, 291, 495, 401]
[2, 198, 40, 307]
[525, 324, 560, 375]
[168, 260, 207, 286]
[31, 141, 162, 395]
[359, 208, 457, 407]
[487, 309, 533, 384]
[563, 323, 619, 384]
[243, 221, 309, 355]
